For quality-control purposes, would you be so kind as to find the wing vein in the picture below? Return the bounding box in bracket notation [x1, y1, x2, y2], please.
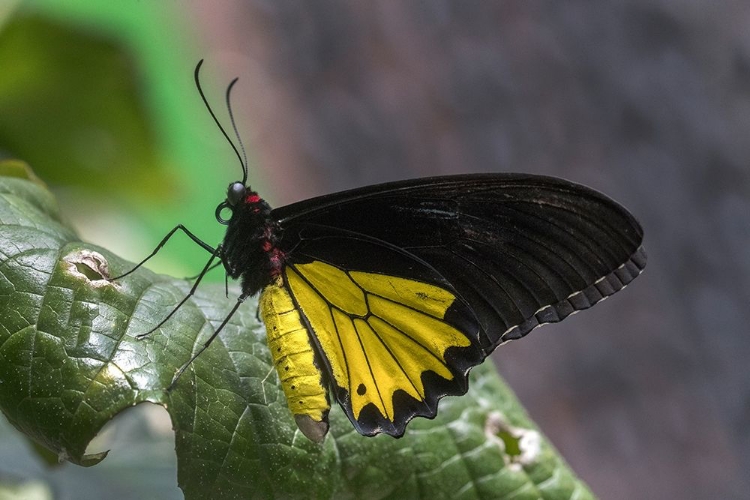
[366, 317, 425, 403]
[351, 318, 390, 419]
[370, 298, 456, 367]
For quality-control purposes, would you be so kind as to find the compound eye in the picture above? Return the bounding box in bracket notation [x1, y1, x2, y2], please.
[226, 182, 247, 206]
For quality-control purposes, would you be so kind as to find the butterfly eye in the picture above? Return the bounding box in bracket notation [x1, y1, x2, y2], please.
[226, 182, 247, 206]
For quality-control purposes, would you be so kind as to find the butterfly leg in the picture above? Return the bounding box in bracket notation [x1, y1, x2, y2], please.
[110, 224, 215, 281]
[184, 261, 223, 281]
[168, 292, 249, 390]
[136, 244, 223, 340]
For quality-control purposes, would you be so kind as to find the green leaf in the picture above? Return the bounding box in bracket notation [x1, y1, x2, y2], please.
[0, 164, 596, 500]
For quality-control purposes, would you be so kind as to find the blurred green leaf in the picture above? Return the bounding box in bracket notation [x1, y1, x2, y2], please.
[0, 14, 171, 199]
[0, 165, 596, 499]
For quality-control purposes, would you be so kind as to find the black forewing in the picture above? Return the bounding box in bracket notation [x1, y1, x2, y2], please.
[272, 174, 646, 355]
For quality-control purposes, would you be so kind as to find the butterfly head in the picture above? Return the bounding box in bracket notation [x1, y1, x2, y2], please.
[215, 181, 247, 225]
[216, 180, 271, 226]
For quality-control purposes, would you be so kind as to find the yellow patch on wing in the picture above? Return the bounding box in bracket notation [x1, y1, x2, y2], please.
[286, 261, 472, 422]
[292, 259, 367, 316]
[349, 272, 456, 318]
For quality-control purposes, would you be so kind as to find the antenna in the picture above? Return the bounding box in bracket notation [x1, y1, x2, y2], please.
[226, 78, 249, 185]
[194, 60, 245, 182]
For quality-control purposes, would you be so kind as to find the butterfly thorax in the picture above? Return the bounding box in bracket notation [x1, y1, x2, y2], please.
[222, 191, 283, 296]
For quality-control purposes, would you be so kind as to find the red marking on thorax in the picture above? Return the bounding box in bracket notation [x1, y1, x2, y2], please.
[269, 248, 284, 277]
[261, 225, 285, 277]
[246, 193, 261, 204]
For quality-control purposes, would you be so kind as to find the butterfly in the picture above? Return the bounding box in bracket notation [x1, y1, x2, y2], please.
[118, 61, 646, 443]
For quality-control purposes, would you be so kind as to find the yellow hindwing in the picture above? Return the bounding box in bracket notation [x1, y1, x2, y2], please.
[286, 261, 471, 422]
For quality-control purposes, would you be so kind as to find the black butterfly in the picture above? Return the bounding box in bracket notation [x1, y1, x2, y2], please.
[118, 61, 646, 442]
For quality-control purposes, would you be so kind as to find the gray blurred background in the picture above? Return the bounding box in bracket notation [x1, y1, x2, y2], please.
[190, 2, 750, 499]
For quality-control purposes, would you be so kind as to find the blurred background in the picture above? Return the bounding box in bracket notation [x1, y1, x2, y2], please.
[1, 1, 748, 499]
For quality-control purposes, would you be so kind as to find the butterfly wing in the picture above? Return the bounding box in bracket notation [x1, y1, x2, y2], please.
[279, 227, 484, 436]
[272, 173, 646, 436]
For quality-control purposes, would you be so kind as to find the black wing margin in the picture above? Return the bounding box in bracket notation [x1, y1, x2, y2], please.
[273, 174, 646, 356]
